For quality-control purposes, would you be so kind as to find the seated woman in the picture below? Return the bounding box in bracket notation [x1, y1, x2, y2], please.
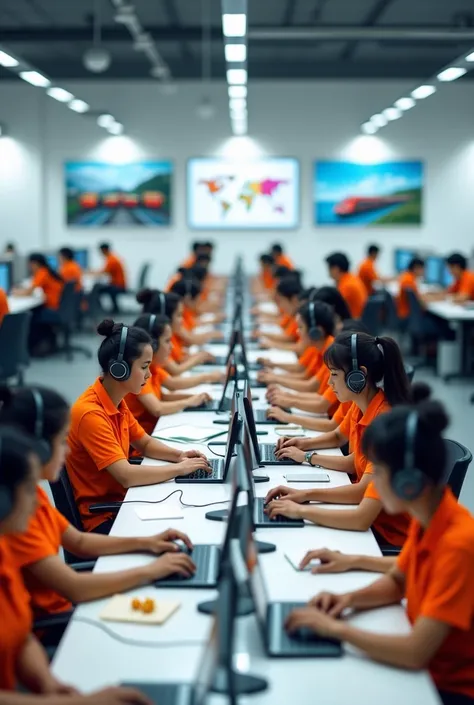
[285, 400, 474, 705]
[0, 425, 150, 705]
[168, 278, 224, 346]
[265, 331, 412, 548]
[66, 320, 210, 534]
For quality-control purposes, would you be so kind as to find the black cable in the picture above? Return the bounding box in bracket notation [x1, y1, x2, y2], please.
[117, 489, 230, 510]
[74, 616, 206, 648]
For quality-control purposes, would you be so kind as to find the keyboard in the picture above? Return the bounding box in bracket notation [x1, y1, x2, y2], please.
[267, 602, 342, 657]
[155, 544, 220, 588]
[258, 443, 296, 464]
[254, 409, 291, 424]
[122, 683, 194, 705]
[253, 498, 304, 527]
[182, 458, 223, 480]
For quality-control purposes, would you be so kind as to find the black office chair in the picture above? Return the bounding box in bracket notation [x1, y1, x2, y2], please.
[0, 311, 32, 385]
[361, 295, 385, 336]
[404, 363, 415, 383]
[55, 282, 93, 361]
[137, 262, 150, 291]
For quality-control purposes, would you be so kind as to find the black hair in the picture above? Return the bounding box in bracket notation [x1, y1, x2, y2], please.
[188, 265, 207, 282]
[368, 245, 380, 256]
[260, 254, 274, 265]
[97, 320, 153, 375]
[274, 265, 292, 279]
[99, 242, 111, 253]
[326, 252, 350, 273]
[203, 241, 214, 250]
[446, 253, 467, 270]
[298, 286, 318, 302]
[324, 331, 411, 407]
[5, 242, 15, 252]
[271, 244, 283, 255]
[170, 278, 201, 300]
[313, 286, 351, 321]
[362, 399, 449, 486]
[340, 319, 370, 334]
[408, 257, 424, 271]
[133, 314, 170, 349]
[28, 253, 63, 282]
[0, 385, 69, 444]
[276, 277, 303, 299]
[191, 241, 201, 253]
[59, 247, 74, 261]
[298, 301, 335, 337]
[196, 253, 211, 265]
[0, 427, 40, 508]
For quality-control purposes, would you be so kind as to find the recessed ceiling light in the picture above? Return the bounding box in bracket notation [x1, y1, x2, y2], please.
[225, 44, 247, 62]
[227, 68, 247, 85]
[361, 122, 378, 135]
[222, 14, 246, 38]
[97, 113, 115, 128]
[47, 87, 74, 103]
[0, 50, 18, 67]
[437, 67, 467, 82]
[108, 122, 124, 135]
[228, 85, 247, 98]
[69, 99, 90, 113]
[411, 85, 436, 99]
[229, 97, 246, 110]
[19, 71, 51, 87]
[466, 51, 474, 62]
[371, 114, 387, 127]
[395, 97, 415, 111]
[383, 107, 402, 121]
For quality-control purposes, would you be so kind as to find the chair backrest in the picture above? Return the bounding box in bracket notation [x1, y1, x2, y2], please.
[443, 439, 473, 499]
[383, 292, 400, 332]
[404, 363, 415, 383]
[406, 290, 425, 334]
[57, 281, 78, 324]
[361, 296, 385, 336]
[49, 468, 84, 532]
[137, 263, 150, 290]
[0, 311, 32, 380]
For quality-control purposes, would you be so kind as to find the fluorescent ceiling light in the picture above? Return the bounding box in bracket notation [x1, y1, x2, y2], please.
[133, 33, 154, 51]
[437, 66, 467, 82]
[47, 87, 74, 103]
[0, 50, 18, 67]
[69, 99, 89, 113]
[229, 97, 246, 110]
[230, 110, 247, 121]
[228, 85, 247, 98]
[227, 68, 247, 85]
[19, 70, 50, 87]
[222, 13, 246, 37]
[383, 107, 402, 121]
[361, 122, 378, 135]
[114, 4, 136, 24]
[225, 44, 247, 62]
[395, 97, 415, 111]
[108, 122, 124, 135]
[371, 113, 387, 127]
[466, 51, 474, 62]
[411, 85, 436, 99]
[97, 113, 115, 128]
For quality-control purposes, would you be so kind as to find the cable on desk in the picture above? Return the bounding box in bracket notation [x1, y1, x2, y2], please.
[115, 489, 231, 510]
[74, 616, 207, 648]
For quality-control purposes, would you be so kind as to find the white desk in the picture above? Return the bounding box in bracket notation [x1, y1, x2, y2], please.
[7, 291, 44, 314]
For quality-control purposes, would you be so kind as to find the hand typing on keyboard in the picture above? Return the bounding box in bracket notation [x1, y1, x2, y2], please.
[147, 553, 197, 581]
[176, 456, 212, 477]
[264, 498, 305, 521]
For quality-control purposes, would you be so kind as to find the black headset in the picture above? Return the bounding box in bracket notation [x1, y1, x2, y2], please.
[345, 333, 367, 394]
[108, 326, 131, 381]
[0, 434, 11, 521]
[31, 389, 53, 464]
[183, 277, 193, 297]
[392, 411, 426, 500]
[307, 302, 323, 341]
[148, 314, 156, 334]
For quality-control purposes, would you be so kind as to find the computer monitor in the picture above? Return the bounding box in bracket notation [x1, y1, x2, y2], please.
[45, 253, 58, 271]
[425, 256, 443, 286]
[441, 264, 454, 289]
[0, 260, 12, 293]
[74, 249, 89, 270]
[394, 248, 415, 274]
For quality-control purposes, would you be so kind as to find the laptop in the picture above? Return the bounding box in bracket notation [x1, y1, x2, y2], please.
[183, 352, 237, 413]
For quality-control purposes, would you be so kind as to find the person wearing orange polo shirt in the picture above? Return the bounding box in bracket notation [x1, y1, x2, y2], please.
[58, 247, 82, 292]
[266, 331, 412, 548]
[255, 276, 303, 351]
[271, 243, 294, 270]
[0, 286, 9, 325]
[180, 241, 201, 268]
[397, 256, 424, 319]
[94, 242, 127, 314]
[358, 244, 381, 295]
[326, 252, 367, 318]
[67, 320, 210, 533]
[286, 400, 474, 705]
[446, 252, 474, 303]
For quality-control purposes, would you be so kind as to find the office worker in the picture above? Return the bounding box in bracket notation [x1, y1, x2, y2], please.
[325, 252, 368, 318]
[255, 276, 303, 351]
[167, 278, 224, 345]
[266, 332, 412, 548]
[0, 286, 9, 326]
[58, 247, 82, 292]
[311, 285, 352, 332]
[446, 252, 474, 302]
[358, 244, 381, 296]
[66, 320, 209, 534]
[0, 427, 151, 705]
[271, 243, 294, 270]
[286, 401, 474, 705]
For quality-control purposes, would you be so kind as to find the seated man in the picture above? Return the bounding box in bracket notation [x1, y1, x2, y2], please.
[326, 252, 367, 318]
[446, 252, 474, 303]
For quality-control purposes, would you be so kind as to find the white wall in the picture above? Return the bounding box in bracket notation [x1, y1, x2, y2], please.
[1, 79, 474, 287]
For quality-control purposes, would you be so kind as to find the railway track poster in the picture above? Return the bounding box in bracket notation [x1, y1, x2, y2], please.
[65, 161, 172, 227]
[314, 160, 423, 227]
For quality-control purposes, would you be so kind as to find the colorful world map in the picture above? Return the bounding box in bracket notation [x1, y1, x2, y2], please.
[199, 176, 288, 217]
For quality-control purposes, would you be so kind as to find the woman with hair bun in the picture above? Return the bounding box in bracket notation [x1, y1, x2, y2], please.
[284, 399, 474, 705]
[66, 320, 210, 534]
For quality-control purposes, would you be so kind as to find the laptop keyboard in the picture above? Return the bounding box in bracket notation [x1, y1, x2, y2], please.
[259, 444, 281, 462]
[268, 602, 342, 656]
[158, 545, 220, 585]
[122, 683, 194, 705]
[183, 458, 222, 480]
[254, 498, 302, 525]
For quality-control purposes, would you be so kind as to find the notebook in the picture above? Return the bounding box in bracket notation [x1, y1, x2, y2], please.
[100, 595, 180, 625]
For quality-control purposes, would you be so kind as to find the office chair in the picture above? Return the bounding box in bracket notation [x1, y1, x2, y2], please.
[0, 311, 32, 385]
[404, 363, 415, 383]
[55, 282, 93, 361]
[361, 295, 385, 336]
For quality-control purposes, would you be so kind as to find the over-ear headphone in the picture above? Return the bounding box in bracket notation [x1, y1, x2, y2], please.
[31, 389, 53, 464]
[0, 434, 12, 521]
[148, 314, 156, 334]
[108, 326, 131, 381]
[307, 302, 323, 341]
[345, 333, 367, 394]
[183, 277, 192, 297]
[392, 411, 427, 501]
[158, 292, 166, 314]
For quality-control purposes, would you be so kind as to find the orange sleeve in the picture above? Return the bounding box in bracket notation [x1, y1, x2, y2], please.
[77, 410, 131, 470]
[7, 507, 69, 568]
[459, 273, 474, 299]
[32, 270, 47, 288]
[396, 526, 416, 574]
[0, 289, 9, 325]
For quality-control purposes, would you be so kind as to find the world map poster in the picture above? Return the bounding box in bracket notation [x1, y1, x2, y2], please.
[187, 158, 299, 229]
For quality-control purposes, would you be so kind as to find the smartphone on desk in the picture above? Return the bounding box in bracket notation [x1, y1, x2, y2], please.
[284, 472, 330, 483]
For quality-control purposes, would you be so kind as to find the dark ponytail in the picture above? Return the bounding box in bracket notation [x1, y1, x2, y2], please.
[298, 301, 335, 337]
[313, 286, 351, 321]
[0, 427, 40, 507]
[324, 331, 411, 406]
[29, 253, 63, 283]
[170, 278, 201, 300]
[97, 319, 153, 374]
[362, 400, 449, 485]
[0, 385, 69, 443]
[136, 289, 181, 320]
[133, 314, 170, 348]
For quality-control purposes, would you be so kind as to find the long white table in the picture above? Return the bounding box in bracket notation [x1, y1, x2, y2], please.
[7, 290, 44, 314]
[52, 344, 440, 704]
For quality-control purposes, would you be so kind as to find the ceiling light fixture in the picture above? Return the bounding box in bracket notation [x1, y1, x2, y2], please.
[222, 13, 246, 37]
[225, 44, 247, 62]
[383, 107, 402, 121]
[466, 51, 474, 62]
[228, 85, 247, 98]
[133, 33, 154, 51]
[411, 84, 436, 99]
[227, 68, 247, 84]
[68, 99, 90, 113]
[19, 71, 51, 87]
[437, 66, 467, 82]
[114, 4, 136, 24]
[108, 122, 124, 135]
[0, 50, 18, 67]
[370, 113, 387, 127]
[229, 97, 246, 110]
[361, 122, 378, 135]
[47, 87, 74, 103]
[395, 97, 416, 111]
[97, 113, 115, 128]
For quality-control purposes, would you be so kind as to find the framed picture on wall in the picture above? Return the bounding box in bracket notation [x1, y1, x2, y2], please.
[65, 161, 173, 227]
[314, 160, 424, 226]
[187, 157, 300, 229]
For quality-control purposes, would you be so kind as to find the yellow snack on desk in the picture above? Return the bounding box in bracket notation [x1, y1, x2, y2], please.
[100, 594, 180, 625]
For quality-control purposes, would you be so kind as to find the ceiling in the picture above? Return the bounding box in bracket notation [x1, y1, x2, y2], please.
[1, 0, 474, 81]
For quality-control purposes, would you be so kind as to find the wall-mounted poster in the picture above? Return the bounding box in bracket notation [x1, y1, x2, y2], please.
[314, 161, 423, 226]
[187, 158, 299, 229]
[65, 161, 172, 227]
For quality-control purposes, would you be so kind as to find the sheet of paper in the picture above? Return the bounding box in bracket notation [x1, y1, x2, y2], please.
[153, 424, 227, 443]
[100, 594, 180, 625]
[134, 505, 184, 521]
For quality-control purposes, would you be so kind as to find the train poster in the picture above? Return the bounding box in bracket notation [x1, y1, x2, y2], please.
[65, 161, 172, 227]
[314, 161, 423, 226]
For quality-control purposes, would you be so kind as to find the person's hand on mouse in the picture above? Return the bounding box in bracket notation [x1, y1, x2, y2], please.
[264, 498, 304, 520]
[308, 591, 353, 618]
[147, 553, 197, 581]
[300, 549, 355, 574]
[275, 446, 305, 464]
[265, 485, 307, 504]
[145, 529, 193, 555]
[285, 606, 344, 640]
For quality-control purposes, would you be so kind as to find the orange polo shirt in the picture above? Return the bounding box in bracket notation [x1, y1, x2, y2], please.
[67, 378, 146, 531]
[6, 487, 71, 618]
[449, 269, 474, 300]
[262, 269, 275, 290]
[0, 538, 32, 690]
[358, 258, 378, 296]
[125, 364, 169, 435]
[182, 307, 197, 331]
[103, 253, 126, 289]
[364, 480, 411, 547]
[397, 488, 474, 698]
[60, 260, 83, 292]
[283, 317, 299, 340]
[337, 272, 367, 318]
[299, 346, 321, 374]
[339, 390, 389, 480]
[170, 333, 185, 363]
[313, 336, 334, 394]
[397, 271, 419, 319]
[165, 273, 182, 293]
[0, 287, 9, 325]
[181, 254, 197, 269]
[276, 254, 294, 270]
[32, 267, 63, 310]
[329, 398, 352, 424]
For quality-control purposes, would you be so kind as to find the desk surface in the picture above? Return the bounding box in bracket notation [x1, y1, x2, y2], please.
[8, 291, 44, 314]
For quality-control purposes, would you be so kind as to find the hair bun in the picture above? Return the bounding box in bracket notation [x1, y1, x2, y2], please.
[411, 381, 432, 404]
[418, 400, 449, 435]
[0, 385, 13, 408]
[97, 319, 117, 337]
[136, 288, 154, 305]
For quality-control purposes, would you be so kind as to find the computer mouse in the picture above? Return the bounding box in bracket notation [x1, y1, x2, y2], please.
[173, 540, 192, 555]
[290, 626, 319, 642]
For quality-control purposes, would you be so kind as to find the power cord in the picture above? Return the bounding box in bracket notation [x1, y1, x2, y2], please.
[74, 616, 207, 648]
[115, 489, 231, 510]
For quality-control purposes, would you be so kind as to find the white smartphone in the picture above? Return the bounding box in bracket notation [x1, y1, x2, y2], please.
[284, 472, 330, 483]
